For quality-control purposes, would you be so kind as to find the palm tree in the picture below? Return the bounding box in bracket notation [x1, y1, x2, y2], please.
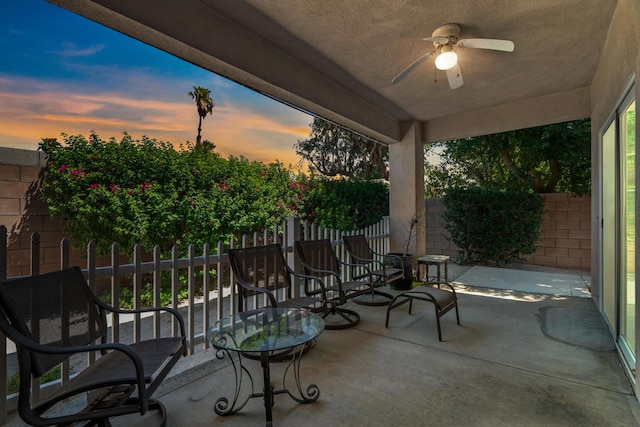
[188, 86, 215, 146]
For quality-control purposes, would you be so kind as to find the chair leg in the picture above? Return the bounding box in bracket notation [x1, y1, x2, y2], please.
[385, 294, 412, 327]
[86, 399, 167, 427]
[81, 395, 167, 427]
[435, 308, 443, 342]
[353, 289, 393, 306]
[385, 302, 392, 327]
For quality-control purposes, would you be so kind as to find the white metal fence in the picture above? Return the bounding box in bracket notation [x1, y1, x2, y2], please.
[0, 216, 390, 423]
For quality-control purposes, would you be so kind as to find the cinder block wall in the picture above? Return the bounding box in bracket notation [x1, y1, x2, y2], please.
[2, 148, 58, 276]
[425, 193, 592, 272]
[0, 147, 88, 277]
[425, 198, 459, 259]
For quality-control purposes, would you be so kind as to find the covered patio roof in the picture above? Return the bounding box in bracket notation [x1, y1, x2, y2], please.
[49, 0, 616, 144]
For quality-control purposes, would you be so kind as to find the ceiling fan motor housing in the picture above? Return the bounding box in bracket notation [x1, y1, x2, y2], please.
[431, 23, 461, 46]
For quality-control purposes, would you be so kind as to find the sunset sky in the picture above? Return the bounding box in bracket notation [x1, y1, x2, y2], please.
[0, 1, 313, 168]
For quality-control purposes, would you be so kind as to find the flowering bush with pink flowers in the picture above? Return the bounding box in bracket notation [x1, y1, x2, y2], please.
[39, 132, 388, 307]
[39, 132, 389, 256]
[39, 132, 303, 254]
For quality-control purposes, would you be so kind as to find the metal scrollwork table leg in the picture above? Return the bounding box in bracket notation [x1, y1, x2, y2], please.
[214, 340, 319, 426]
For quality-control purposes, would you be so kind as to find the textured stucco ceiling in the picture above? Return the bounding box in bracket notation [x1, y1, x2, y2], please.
[210, 0, 611, 118]
[50, 0, 619, 143]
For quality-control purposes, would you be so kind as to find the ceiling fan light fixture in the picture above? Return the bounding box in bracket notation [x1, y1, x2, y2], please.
[435, 46, 457, 70]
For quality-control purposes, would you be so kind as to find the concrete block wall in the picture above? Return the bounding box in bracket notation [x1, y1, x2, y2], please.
[0, 147, 88, 277]
[425, 193, 592, 272]
[523, 193, 591, 271]
[425, 198, 459, 259]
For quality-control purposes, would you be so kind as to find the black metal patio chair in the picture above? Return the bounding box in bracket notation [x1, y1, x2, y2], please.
[227, 243, 326, 312]
[295, 239, 373, 327]
[385, 281, 460, 341]
[228, 243, 360, 330]
[0, 266, 187, 426]
[342, 234, 401, 304]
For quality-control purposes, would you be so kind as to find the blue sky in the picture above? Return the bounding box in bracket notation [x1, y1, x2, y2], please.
[0, 0, 313, 167]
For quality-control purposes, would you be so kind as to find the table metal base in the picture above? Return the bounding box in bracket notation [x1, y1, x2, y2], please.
[214, 340, 319, 426]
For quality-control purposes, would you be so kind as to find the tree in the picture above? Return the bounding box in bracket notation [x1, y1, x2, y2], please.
[188, 86, 215, 146]
[425, 119, 591, 196]
[295, 117, 389, 180]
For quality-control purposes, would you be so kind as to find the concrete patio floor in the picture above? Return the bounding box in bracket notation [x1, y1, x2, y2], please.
[101, 264, 639, 427]
[8, 264, 640, 426]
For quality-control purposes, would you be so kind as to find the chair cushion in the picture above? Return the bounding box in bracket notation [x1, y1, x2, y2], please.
[405, 286, 456, 310]
[46, 337, 185, 402]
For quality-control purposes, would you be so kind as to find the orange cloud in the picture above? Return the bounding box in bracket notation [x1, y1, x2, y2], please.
[0, 78, 311, 170]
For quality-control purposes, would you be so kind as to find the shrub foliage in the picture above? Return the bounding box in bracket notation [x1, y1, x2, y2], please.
[39, 133, 305, 254]
[38, 133, 389, 256]
[297, 176, 389, 230]
[442, 188, 544, 265]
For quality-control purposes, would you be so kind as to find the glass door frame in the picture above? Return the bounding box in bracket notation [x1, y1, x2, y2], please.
[619, 91, 636, 367]
[600, 84, 636, 374]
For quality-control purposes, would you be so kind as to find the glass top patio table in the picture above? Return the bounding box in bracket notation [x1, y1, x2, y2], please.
[209, 307, 324, 353]
[209, 307, 324, 426]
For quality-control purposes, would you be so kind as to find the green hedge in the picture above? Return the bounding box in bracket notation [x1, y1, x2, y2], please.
[298, 177, 389, 230]
[442, 188, 544, 265]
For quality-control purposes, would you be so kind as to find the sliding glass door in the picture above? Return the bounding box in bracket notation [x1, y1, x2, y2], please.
[601, 90, 636, 368]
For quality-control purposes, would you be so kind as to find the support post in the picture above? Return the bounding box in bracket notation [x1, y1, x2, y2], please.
[389, 121, 426, 256]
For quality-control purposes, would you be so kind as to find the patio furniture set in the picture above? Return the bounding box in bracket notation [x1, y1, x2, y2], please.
[0, 235, 460, 426]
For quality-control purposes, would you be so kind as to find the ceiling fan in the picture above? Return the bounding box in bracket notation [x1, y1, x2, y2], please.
[391, 23, 515, 89]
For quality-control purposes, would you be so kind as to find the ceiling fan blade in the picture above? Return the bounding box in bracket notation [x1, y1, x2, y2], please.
[423, 36, 449, 44]
[457, 38, 515, 52]
[391, 51, 434, 84]
[446, 63, 464, 89]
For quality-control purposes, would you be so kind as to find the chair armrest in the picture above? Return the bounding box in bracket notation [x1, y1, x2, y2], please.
[348, 253, 385, 269]
[337, 259, 367, 270]
[382, 252, 403, 265]
[0, 313, 149, 409]
[336, 258, 375, 277]
[340, 260, 374, 281]
[236, 278, 279, 307]
[94, 300, 187, 340]
[288, 267, 328, 299]
[297, 263, 355, 302]
[102, 303, 187, 337]
[347, 254, 386, 280]
[299, 263, 340, 280]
